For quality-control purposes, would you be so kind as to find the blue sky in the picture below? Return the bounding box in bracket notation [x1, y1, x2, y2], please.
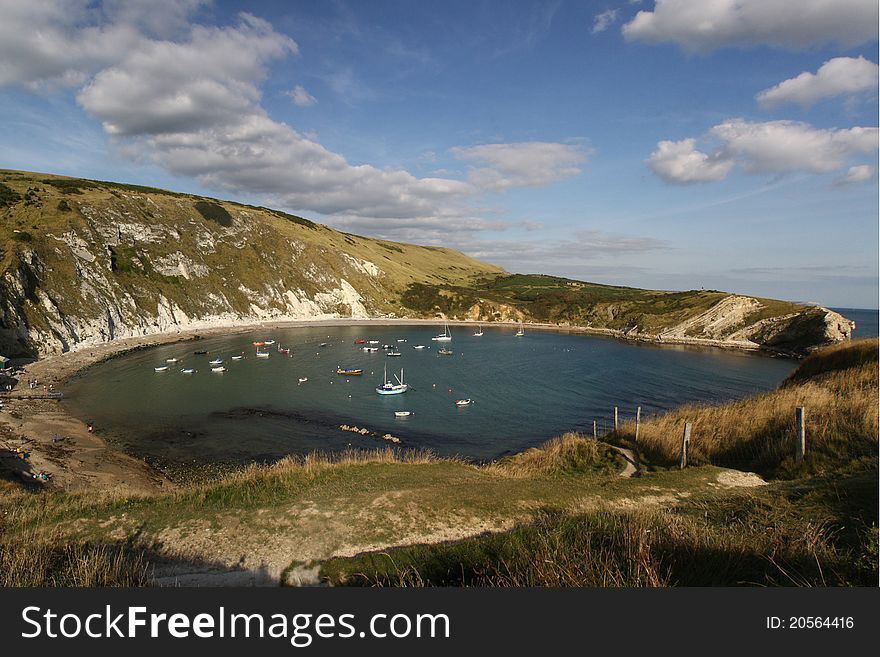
[0, 0, 877, 307]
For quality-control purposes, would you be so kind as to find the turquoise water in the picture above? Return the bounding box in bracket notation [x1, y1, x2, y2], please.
[62, 325, 798, 465]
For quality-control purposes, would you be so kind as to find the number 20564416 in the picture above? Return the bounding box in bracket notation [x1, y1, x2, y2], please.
[766, 617, 854, 629]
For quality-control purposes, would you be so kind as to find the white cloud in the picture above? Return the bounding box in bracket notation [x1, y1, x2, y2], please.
[835, 164, 877, 186]
[592, 9, 619, 34]
[451, 141, 587, 192]
[287, 84, 317, 107]
[623, 0, 879, 51]
[649, 120, 879, 183]
[711, 120, 878, 174]
[647, 139, 733, 183]
[756, 57, 879, 108]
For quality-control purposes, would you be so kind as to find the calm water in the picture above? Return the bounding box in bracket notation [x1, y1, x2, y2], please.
[62, 324, 799, 465]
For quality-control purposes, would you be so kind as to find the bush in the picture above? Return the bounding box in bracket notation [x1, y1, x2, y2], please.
[194, 201, 233, 227]
[0, 182, 20, 207]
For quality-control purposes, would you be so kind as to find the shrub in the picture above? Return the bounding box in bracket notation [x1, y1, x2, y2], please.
[194, 201, 233, 227]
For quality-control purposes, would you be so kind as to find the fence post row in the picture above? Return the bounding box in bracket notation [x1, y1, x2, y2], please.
[680, 422, 691, 469]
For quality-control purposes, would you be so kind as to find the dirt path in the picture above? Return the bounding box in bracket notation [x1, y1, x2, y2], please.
[612, 445, 639, 477]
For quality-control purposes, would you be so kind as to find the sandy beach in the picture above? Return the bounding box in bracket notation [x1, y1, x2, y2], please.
[0, 316, 774, 496]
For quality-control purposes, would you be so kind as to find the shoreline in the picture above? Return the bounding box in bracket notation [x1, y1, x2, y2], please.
[0, 315, 802, 496]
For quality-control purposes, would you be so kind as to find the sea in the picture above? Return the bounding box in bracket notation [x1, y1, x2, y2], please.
[62, 319, 848, 466]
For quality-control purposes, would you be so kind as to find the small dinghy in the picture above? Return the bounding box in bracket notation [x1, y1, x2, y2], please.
[231, 355, 244, 360]
[211, 366, 227, 373]
[354, 339, 365, 344]
[413, 345, 426, 350]
[363, 346, 379, 352]
[397, 339, 407, 342]
[298, 377, 308, 383]
[368, 340, 379, 345]
[209, 358, 223, 366]
[382, 344, 393, 349]
[154, 366, 169, 372]
[194, 350, 208, 355]
[387, 350, 402, 357]
[263, 340, 276, 345]
[394, 411, 412, 417]
[166, 357, 178, 363]
[319, 342, 329, 347]
[438, 347, 453, 355]
[253, 341, 265, 347]
[256, 351, 270, 359]
[278, 347, 290, 354]
[455, 399, 472, 406]
[180, 368, 196, 374]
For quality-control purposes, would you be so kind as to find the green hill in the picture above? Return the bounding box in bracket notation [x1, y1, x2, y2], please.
[0, 169, 852, 358]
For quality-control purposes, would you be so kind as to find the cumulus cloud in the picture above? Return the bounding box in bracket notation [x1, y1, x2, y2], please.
[648, 120, 879, 184]
[287, 84, 317, 107]
[451, 141, 587, 192]
[835, 165, 877, 186]
[756, 57, 879, 108]
[647, 138, 734, 184]
[623, 0, 879, 51]
[592, 9, 619, 34]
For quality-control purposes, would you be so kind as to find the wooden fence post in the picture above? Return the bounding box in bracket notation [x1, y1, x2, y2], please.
[635, 406, 641, 442]
[614, 406, 618, 432]
[680, 422, 691, 469]
[593, 419, 597, 439]
[796, 406, 806, 461]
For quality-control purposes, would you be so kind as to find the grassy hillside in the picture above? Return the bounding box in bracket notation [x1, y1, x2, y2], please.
[609, 339, 878, 478]
[0, 342, 876, 586]
[0, 169, 851, 358]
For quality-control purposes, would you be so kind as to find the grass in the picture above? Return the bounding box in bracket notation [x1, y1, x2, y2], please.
[607, 339, 878, 478]
[320, 471, 877, 587]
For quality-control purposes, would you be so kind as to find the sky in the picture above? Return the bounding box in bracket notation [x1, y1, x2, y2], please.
[0, 0, 877, 308]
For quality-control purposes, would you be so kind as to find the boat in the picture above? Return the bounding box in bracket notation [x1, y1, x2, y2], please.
[386, 350, 402, 357]
[231, 355, 244, 360]
[382, 344, 393, 349]
[337, 368, 363, 375]
[455, 399, 472, 406]
[397, 339, 407, 342]
[264, 340, 276, 345]
[256, 351, 270, 359]
[413, 345, 426, 350]
[376, 365, 408, 395]
[278, 346, 290, 354]
[194, 350, 208, 355]
[438, 347, 453, 355]
[209, 358, 223, 366]
[354, 339, 365, 344]
[180, 368, 196, 374]
[473, 323, 484, 337]
[154, 366, 169, 372]
[298, 377, 308, 383]
[431, 323, 452, 342]
[515, 321, 524, 336]
[319, 342, 329, 347]
[368, 340, 380, 345]
[253, 341, 265, 347]
[211, 366, 227, 373]
[363, 346, 379, 352]
[166, 357, 178, 363]
[394, 411, 412, 417]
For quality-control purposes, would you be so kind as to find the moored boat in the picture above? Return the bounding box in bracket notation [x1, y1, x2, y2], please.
[386, 350, 402, 357]
[363, 346, 379, 352]
[256, 351, 270, 359]
[194, 350, 208, 355]
[431, 323, 452, 342]
[438, 347, 453, 355]
[154, 366, 169, 372]
[211, 366, 227, 373]
[209, 358, 223, 366]
[354, 339, 365, 344]
[298, 377, 308, 383]
[375, 365, 408, 395]
[473, 323, 484, 337]
[394, 411, 412, 417]
[180, 368, 196, 374]
[413, 345, 426, 350]
[231, 355, 244, 360]
[253, 341, 265, 347]
[166, 357, 178, 363]
[515, 322, 524, 337]
[263, 340, 276, 345]
[455, 399, 472, 406]
[336, 368, 363, 375]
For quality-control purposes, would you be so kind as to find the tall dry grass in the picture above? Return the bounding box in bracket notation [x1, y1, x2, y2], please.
[485, 432, 622, 478]
[611, 340, 878, 476]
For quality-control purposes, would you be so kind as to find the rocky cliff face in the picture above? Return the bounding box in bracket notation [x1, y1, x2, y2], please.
[0, 172, 502, 358]
[0, 171, 853, 359]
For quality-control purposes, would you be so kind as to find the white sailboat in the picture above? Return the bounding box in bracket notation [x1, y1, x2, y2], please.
[473, 323, 484, 337]
[375, 365, 408, 395]
[515, 321, 524, 337]
[431, 322, 452, 341]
